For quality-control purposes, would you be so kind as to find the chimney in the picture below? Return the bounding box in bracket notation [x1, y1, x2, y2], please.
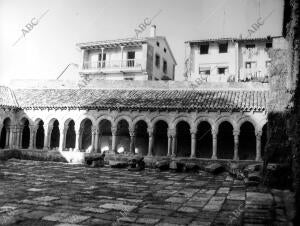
[150, 25, 156, 37]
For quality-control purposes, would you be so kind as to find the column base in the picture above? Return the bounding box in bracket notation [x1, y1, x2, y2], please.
[255, 157, 262, 161]
[233, 156, 239, 161]
[211, 155, 217, 160]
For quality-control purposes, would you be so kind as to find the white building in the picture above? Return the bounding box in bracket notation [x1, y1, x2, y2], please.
[185, 36, 286, 83]
[77, 26, 177, 81]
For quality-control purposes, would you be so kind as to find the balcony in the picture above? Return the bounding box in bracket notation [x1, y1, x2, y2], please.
[80, 59, 143, 74]
[239, 68, 269, 83]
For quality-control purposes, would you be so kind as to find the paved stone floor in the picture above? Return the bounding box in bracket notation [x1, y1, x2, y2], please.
[0, 159, 290, 226]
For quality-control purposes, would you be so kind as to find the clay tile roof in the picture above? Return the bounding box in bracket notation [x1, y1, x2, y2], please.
[13, 89, 269, 112]
[0, 86, 18, 108]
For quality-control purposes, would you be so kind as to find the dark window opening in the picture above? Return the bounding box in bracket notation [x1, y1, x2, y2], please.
[156, 42, 160, 47]
[98, 53, 106, 68]
[163, 48, 167, 53]
[127, 51, 135, 67]
[163, 60, 167, 73]
[219, 43, 228, 53]
[155, 54, 160, 68]
[218, 67, 227, 74]
[266, 42, 272, 48]
[200, 44, 209, 54]
[246, 44, 255, 49]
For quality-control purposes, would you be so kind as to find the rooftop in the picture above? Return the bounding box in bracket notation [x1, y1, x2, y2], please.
[185, 36, 282, 44]
[2, 80, 269, 112]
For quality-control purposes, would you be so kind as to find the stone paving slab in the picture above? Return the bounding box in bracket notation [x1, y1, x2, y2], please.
[0, 159, 291, 225]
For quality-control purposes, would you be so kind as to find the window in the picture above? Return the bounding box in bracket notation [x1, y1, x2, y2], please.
[155, 54, 160, 68]
[245, 61, 257, 68]
[199, 67, 210, 75]
[127, 51, 135, 67]
[245, 44, 255, 49]
[265, 61, 271, 67]
[124, 77, 134, 80]
[219, 43, 228, 53]
[218, 67, 227, 74]
[98, 53, 106, 68]
[163, 48, 167, 53]
[200, 44, 209, 54]
[163, 60, 167, 73]
[156, 42, 160, 47]
[266, 42, 272, 48]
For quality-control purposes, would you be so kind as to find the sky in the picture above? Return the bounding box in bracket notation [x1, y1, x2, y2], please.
[0, 0, 284, 85]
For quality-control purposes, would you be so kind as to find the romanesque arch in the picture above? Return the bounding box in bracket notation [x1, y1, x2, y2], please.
[0, 117, 11, 149]
[116, 119, 130, 154]
[135, 120, 148, 156]
[98, 119, 112, 153]
[176, 121, 191, 157]
[153, 120, 168, 156]
[35, 119, 44, 149]
[217, 121, 234, 159]
[20, 118, 30, 149]
[196, 121, 212, 158]
[80, 118, 93, 151]
[65, 119, 76, 150]
[50, 119, 60, 150]
[239, 121, 256, 160]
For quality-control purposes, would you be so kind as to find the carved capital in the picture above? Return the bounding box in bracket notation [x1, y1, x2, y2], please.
[233, 130, 240, 137]
[168, 129, 176, 137]
[129, 129, 135, 137]
[111, 126, 117, 135]
[147, 127, 154, 136]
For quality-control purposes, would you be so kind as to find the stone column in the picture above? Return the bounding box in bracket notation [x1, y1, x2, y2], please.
[171, 130, 177, 157]
[59, 125, 65, 151]
[167, 129, 172, 156]
[90, 127, 96, 152]
[43, 125, 50, 150]
[233, 130, 239, 161]
[29, 126, 34, 149]
[101, 48, 104, 68]
[6, 128, 10, 148]
[129, 128, 136, 155]
[256, 131, 262, 161]
[75, 127, 81, 151]
[212, 129, 217, 159]
[147, 127, 154, 156]
[190, 128, 197, 158]
[111, 126, 117, 154]
[120, 46, 124, 68]
[16, 127, 21, 148]
[9, 126, 15, 149]
[94, 128, 100, 152]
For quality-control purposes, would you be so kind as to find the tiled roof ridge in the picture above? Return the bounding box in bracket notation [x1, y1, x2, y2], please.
[185, 35, 283, 43]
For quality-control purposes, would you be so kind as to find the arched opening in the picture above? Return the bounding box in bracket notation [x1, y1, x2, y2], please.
[35, 120, 44, 149]
[135, 120, 148, 156]
[239, 121, 256, 160]
[196, 121, 212, 158]
[153, 120, 168, 156]
[99, 119, 112, 153]
[261, 124, 268, 159]
[176, 121, 191, 157]
[217, 121, 234, 159]
[65, 120, 76, 150]
[21, 118, 30, 149]
[81, 119, 92, 151]
[0, 118, 11, 149]
[116, 119, 130, 154]
[50, 120, 60, 149]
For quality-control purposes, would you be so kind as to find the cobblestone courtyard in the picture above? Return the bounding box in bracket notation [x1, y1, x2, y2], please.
[0, 159, 290, 226]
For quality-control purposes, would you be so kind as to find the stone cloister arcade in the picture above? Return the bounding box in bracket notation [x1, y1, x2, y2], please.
[0, 110, 268, 161]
